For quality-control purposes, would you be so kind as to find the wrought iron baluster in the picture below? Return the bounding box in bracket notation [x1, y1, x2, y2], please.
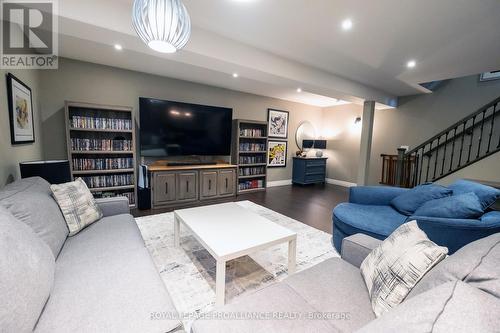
[487, 103, 497, 152]
[476, 110, 486, 158]
[413, 152, 419, 187]
[441, 131, 448, 175]
[425, 142, 432, 182]
[467, 115, 476, 163]
[433, 136, 440, 180]
[449, 127, 457, 172]
[458, 121, 467, 167]
[418, 147, 424, 185]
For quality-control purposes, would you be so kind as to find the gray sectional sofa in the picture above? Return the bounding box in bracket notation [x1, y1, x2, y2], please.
[0, 177, 181, 333]
[192, 232, 500, 332]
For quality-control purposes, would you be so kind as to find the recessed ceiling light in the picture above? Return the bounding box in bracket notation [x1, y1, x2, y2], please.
[114, 44, 123, 51]
[407, 60, 416, 68]
[296, 88, 302, 93]
[341, 19, 353, 31]
[232, 73, 239, 78]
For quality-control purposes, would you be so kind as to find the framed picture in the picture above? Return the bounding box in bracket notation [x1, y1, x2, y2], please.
[267, 109, 289, 139]
[479, 71, 500, 82]
[267, 140, 288, 168]
[6, 73, 35, 144]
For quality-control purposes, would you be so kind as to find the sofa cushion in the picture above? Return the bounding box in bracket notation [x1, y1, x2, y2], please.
[191, 283, 338, 333]
[0, 206, 55, 332]
[408, 232, 500, 299]
[285, 258, 375, 331]
[50, 178, 103, 236]
[448, 179, 500, 210]
[356, 281, 500, 333]
[34, 245, 181, 333]
[413, 192, 484, 219]
[56, 214, 146, 266]
[0, 177, 68, 257]
[360, 221, 448, 317]
[333, 203, 408, 238]
[390, 183, 452, 215]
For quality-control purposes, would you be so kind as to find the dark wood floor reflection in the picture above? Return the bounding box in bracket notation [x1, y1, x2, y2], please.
[132, 183, 349, 234]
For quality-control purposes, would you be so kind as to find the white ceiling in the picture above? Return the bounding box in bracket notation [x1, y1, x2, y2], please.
[53, 0, 500, 108]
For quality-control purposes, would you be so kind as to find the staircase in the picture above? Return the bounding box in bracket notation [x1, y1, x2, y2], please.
[386, 96, 500, 187]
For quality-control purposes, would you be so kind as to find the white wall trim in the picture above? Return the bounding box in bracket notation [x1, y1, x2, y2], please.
[267, 179, 293, 187]
[326, 178, 357, 187]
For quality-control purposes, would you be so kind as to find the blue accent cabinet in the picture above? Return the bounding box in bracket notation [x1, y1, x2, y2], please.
[292, 157, 327, 185]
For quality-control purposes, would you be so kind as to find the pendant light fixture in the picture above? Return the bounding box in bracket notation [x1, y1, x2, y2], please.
[132, 0, 191, 53]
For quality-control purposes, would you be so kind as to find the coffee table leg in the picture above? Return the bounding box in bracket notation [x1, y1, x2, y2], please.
[288, 238, 297, 274]
[215, 260, 226, 307]
[174, 214, 180, 247]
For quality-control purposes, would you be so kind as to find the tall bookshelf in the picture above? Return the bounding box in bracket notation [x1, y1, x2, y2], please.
[232, 119, 268, 194]
[65, 101, 137, 207]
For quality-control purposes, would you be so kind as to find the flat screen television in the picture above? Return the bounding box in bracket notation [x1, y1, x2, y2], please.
[139, 98, 233, 157]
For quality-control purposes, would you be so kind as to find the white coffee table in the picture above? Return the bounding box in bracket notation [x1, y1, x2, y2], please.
[174, 202, 297, 307]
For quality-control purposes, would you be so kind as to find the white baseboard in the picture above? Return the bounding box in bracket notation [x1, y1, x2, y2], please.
[326, 178, 357, 187]
[266, 179, 293, 187]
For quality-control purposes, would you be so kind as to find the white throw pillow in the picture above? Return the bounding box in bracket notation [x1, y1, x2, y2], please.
[50, 178, 102, 236]
[360, 220, 448, 317]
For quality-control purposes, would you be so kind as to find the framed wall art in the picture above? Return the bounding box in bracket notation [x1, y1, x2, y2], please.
[6, 73, 35, 144]
[267, 140, 287, 168]
[267, 108, 289, 139]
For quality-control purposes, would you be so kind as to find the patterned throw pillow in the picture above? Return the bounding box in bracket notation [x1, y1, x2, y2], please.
[50, 178, 102, 236]
[360, 221, 448, 317]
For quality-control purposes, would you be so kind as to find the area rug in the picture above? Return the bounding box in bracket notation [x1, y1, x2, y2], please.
[135, 200, 339, 330]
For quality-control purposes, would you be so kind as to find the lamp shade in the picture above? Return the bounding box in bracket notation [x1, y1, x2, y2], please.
[302, 139, 314, 149]
[313, 140, 327, 149]
[132, 0, 191, 53]
[20, 160, 71, 184]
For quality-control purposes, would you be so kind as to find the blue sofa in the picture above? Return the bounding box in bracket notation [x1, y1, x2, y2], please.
[333, 183, 500, 254]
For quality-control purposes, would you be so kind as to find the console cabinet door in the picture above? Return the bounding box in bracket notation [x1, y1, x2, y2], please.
[153, 172, 176, 204]
[177, 172, 198, 201]
[218, 169, 236, 196]
[200, 171, 218, 199]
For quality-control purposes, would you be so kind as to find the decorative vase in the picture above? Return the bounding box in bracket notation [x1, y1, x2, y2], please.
[315, 150, 323, 157]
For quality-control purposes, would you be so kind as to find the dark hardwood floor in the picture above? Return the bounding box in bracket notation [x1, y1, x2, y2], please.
[132, 183, 349, 234]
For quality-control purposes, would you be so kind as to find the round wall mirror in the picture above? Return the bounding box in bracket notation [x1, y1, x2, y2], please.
[295, 121, 316, 150]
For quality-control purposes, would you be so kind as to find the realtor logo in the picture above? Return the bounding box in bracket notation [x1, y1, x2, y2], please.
[1, 0, 58, 69]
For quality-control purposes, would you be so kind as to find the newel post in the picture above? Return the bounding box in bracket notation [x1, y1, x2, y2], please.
[395, 147, 406, 187]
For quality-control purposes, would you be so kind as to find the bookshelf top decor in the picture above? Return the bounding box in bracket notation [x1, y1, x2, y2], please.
[64, 101, 137, 207]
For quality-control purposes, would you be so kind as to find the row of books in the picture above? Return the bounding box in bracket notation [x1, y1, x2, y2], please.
[239, 166, 266, 176]
[239, 143, 266, 152]
[240, 128, 265, 137]
[93, 191, 135, 205]
[71, 116, 132, 130]
[238, 179, 264, 191]
[81, 174, 134, 188]
[71, 138, 133, 151]
[72, 158, 134, 171]
[239, 155, 266, 164]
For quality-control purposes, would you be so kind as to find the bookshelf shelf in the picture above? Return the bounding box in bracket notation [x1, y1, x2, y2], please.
[73, 169, 134, 175]
[65, 101, 137, 207]
[232, 119, 268, 194]
[71, 150, 134, 155]
[70, 128, 133, 134]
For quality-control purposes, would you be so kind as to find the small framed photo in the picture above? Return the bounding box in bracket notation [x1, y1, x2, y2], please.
[6, 73, 35, 144]
[479, 71, 500, 82]
[268, 140, 288, 168]
[267, 109, 289, 139]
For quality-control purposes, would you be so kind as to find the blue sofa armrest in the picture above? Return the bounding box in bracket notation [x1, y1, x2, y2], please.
[349, 186, 409, 205]
[410, 215, 500, 253]
[95, 197, 130, 217]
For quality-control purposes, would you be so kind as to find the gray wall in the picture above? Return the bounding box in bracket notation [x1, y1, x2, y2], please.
[39, 58, 323, 182]
[321, 104, 363, 183]
[0, 69, 44, 186]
